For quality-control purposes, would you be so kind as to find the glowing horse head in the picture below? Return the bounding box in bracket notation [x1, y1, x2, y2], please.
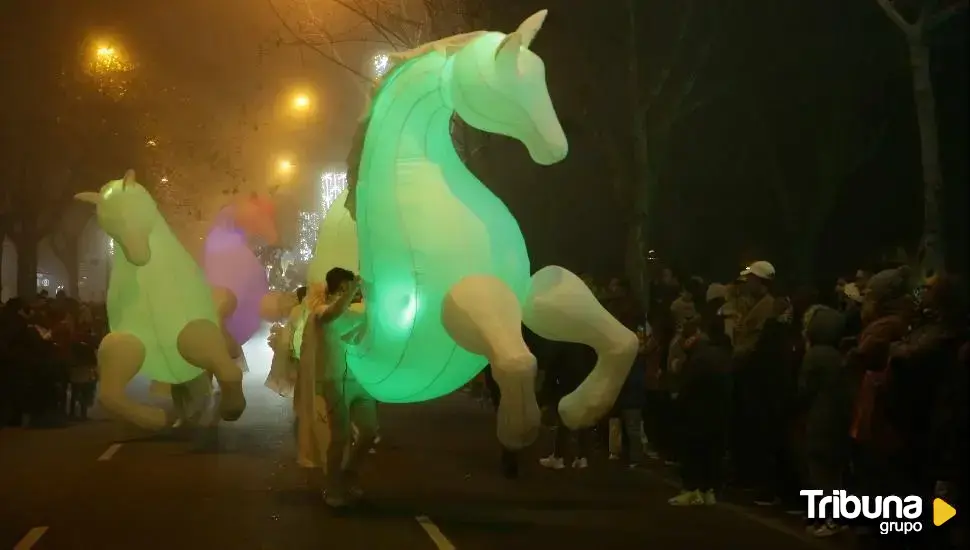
[452, 10, 565, 165]
[75, 169, 159, 266]
[388, 10, 567, 166]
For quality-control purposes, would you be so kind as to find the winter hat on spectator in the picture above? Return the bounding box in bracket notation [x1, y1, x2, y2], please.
[739, 260, 776, 281]
[865, 265, 911, 302]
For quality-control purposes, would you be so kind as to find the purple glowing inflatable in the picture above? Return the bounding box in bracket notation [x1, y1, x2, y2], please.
[204, 193, 278, 346]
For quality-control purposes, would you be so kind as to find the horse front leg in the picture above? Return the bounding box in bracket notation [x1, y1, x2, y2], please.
[522, 266, 638, 430]
[97, 332, 172, 430]
[177, 319, 247, 422]
[442, 274, 540, 450]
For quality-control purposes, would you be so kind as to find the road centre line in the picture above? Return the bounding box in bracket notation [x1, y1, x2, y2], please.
[97, 443, 123, 461]
[13, 526, 48, 550]
[415, 515, 456, 549]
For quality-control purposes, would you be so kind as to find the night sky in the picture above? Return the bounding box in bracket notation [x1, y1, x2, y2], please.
[1, 0, 967, 287]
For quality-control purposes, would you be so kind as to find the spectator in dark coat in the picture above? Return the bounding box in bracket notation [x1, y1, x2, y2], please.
[538, 341, 594, 470]
[797, 305, 851, 537]
[668, 314, 732, 506]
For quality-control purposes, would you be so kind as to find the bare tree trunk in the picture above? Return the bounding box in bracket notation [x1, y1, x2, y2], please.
[907, 39, 945, 274]
[0, 229, 5, 295]
[625, 0, 651, 309]
[50, 233, 81, 298]
[875, 0, 967, 274]
[12, 228, 38, 299]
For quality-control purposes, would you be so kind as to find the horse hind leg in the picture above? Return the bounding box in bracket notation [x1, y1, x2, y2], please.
[212, 286, 243, 360]
[442, 275, 540, 450]
[177, 319, 247, 422]
[97, 332, 171, 430]
[522, 266, 638, 430]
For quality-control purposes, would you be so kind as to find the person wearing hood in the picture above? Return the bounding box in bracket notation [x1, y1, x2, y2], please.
[844, 266, 914, 543]
[797, 305, 850, 538]
[667, 312, 732, 506]
[847, 267, 914, 479]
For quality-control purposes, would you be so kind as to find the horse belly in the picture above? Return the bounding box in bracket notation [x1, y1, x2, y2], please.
[113, 271, 217, 384]
[350, 174, 518, 401]
[205, 247, 268, 344]
[110, 299, 203, 384]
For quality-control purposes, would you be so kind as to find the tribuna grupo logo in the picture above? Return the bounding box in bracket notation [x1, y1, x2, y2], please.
[800, 490, 923, 535]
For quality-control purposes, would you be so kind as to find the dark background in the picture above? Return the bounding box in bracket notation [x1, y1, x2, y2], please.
[1, 0, 966, 294]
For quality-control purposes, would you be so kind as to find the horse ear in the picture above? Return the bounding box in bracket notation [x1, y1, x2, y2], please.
[515, 10, 548, 48]
[122, 169, 136, 188]
[495, 32, 522, 75]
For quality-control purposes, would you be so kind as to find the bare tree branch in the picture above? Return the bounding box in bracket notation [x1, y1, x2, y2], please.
[926, 0, 969, 30]
[877, 0, 919, 35]
[267, 0, 373, 83]
[644, 0, 696, 112]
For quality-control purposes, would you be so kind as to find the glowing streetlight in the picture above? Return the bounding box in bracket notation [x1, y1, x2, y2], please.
[87, 39, 133, 99]
[277, 159, 294, 175]
[89, 41, 130, 75]
[292, 93, 311, 112]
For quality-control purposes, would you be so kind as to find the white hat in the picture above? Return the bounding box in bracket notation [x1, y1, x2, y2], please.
[740, 260, 776, 281]
[706, 283, 728, 302]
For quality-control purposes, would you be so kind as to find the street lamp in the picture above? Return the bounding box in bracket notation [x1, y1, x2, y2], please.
[89, 41, 130, 75]
[292, 93, 311, 112]
[277, 158, 294, 176]
[87, 39, 132, 99]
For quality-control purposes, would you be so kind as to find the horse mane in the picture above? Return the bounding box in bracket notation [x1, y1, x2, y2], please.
[385, 31, 488, 68]
[344, 31, 491, 209]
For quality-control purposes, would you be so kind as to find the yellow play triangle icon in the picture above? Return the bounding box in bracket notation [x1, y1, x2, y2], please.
[934, 498, 956, 526]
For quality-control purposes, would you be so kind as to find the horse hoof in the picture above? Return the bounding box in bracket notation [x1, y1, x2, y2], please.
[218, 381, 246, 421]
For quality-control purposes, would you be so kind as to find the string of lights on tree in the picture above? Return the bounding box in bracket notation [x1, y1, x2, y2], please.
[279, 53, 387, 282]
[373, 53, 390, 79]
[295, 170, 348, 262]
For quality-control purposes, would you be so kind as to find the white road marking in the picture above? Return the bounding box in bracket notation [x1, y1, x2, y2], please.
[97, 443, 122, 461]
[13, 527, 48, 549]
[415, 515, 455, 549]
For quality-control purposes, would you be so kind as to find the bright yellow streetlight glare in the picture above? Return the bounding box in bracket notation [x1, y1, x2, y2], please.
[86, 39, 133, 99]
[277, 159, 294, 174]
[292, 94, 311, 111]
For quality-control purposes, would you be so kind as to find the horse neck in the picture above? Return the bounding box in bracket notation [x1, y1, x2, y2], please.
[368, 55, 467, 176]
[114, 221, 190, 274]
[206, 207, 247, 249]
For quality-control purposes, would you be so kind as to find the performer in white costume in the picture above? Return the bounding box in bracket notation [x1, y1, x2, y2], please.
[301, 268, 378, 507]
[265, 286, 306, 399]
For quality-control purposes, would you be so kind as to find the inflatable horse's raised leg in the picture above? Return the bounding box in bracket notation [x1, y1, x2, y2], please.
[177, 319, 246, 421]
[212, 287, 243, 360]
[442, 275, 541, 450]
[522, 266, 638, 429]
[97, 332, 170, 430]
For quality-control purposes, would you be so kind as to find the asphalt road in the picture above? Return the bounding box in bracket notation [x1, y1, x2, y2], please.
[1, 333, 842, 549]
